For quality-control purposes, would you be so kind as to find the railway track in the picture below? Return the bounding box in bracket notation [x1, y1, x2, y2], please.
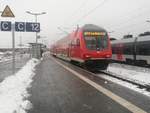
[72, 62, 150, 92]
[72, 63, 150, 92]
[52, 55, 150, 92]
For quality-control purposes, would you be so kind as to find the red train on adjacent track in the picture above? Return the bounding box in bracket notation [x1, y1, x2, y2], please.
[50, 24, 112, 70]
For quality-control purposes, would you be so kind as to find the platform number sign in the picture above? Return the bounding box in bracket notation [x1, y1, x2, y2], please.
[0, 21, 40, 32]
[26, 22, 40, 32]
[1, 21, 11, 31]
[15, 22, 25, 32]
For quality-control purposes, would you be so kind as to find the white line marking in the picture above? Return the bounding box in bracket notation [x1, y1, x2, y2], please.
[52, 58, 147, 113]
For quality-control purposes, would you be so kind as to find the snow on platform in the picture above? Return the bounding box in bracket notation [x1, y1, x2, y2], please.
[0, 58, 39, 113]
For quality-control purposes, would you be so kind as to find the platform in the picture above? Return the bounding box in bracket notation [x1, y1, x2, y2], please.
[28, 55, 150, 113]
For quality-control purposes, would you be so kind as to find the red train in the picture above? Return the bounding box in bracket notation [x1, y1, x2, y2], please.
[50, 24, 112, 70]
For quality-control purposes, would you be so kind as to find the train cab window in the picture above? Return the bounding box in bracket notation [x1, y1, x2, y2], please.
[84, 34, 108, 50]
[84, 37, 97, 50]
[101, 36, 108, 49]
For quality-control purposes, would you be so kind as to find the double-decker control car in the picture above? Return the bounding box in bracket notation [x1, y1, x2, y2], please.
[50, 24, 112, 69]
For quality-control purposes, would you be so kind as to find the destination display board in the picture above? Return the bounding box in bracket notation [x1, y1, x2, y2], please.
[84, 32, 106, 36]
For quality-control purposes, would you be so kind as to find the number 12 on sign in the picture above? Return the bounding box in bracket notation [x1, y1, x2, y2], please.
[26, 22, 40, 32]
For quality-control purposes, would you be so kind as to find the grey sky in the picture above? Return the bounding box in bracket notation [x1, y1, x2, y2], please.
[0, 0, 150, 48]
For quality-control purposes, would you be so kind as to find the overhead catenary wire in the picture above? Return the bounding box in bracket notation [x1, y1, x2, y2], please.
[61, 0, 108, 28]
[111, 8, 150, 30]
[111, 15, 150, 35]
[60, 0, 110, 36]
[105, 8, 150, 38]
[68, 0, 109, 28]
[60, 0, 150, 39]
[66, 0, 89, 21]
[61, 0, 90, 30]
[108, 6, 150, 27]
[103, 2, 150, 33]
[58, 0, 89, 35]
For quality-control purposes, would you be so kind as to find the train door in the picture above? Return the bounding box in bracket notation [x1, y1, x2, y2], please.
[75, 39, 81, 58]
[70, 38, 81, 61]
[116, 44, 124, 61]
[68, 42, 72, 58]
[70, 39, 76, 58]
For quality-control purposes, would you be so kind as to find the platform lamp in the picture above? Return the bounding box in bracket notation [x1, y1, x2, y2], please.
[26, 11, 46, 58]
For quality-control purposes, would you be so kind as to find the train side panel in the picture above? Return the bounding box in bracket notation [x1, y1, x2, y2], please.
[111, 35, 150, 66]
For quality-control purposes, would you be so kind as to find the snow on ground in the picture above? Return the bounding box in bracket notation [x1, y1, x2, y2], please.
[98, 63, 150, 97]
[0, 52, 4, 55]
[0, 58, 39, 113]
[106, 63, 150, 85]
[0, 54, 30, 63]
[100, 74, 150, 97]
[0, 56, 12, 63]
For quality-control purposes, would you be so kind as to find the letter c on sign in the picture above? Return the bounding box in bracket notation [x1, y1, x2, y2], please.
[2, 22, 9, 30]
[18, 23, 24, 30]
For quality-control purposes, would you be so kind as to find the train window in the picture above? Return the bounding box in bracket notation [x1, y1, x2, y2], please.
[112, 47, 117, 54]
[76, 39, 80, 46]
[71, 41, 73, 47]
[112, 45, 115, 53]
[136, 41, 150, 55]
[71, 39, 76, 47]
[139, 47, 148, 55]
[101, 36, 108, 49]
[84, 37, 97, 50]
[112, 44, 123, 54]
[111, 44, 116, 54]
[123, 43, 133, 55]
[137, 42, 150, 55]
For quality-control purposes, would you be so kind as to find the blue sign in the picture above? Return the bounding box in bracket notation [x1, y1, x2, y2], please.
[1, 21, 11, 31]
[15, 22, 25, 32]
[26, 22, 40, 32]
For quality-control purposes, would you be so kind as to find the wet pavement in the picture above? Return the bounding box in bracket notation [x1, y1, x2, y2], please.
[0, 55, 30, 82]
[28, 56, 135, 113]
[56, 56, 150, 112]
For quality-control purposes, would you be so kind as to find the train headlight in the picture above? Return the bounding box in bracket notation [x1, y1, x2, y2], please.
[85, 55, 91, 58]
[84, 54, 91, 58]
[106, 54, 111, 58]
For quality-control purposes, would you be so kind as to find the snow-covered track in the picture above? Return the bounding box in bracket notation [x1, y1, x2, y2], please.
[99, 70, 150, 91]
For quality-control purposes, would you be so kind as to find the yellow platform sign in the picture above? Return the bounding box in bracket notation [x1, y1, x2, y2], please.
[1, 5, 15, 17]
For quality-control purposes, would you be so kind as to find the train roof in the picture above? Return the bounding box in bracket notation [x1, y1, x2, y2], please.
[111, 35, 150, 44]
[82, 24, 106, 32]
[137, 35, 150, 42]
[111, 37, 136, 44]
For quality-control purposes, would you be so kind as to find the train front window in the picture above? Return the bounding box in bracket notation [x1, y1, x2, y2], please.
[84, 35, 108, 50]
